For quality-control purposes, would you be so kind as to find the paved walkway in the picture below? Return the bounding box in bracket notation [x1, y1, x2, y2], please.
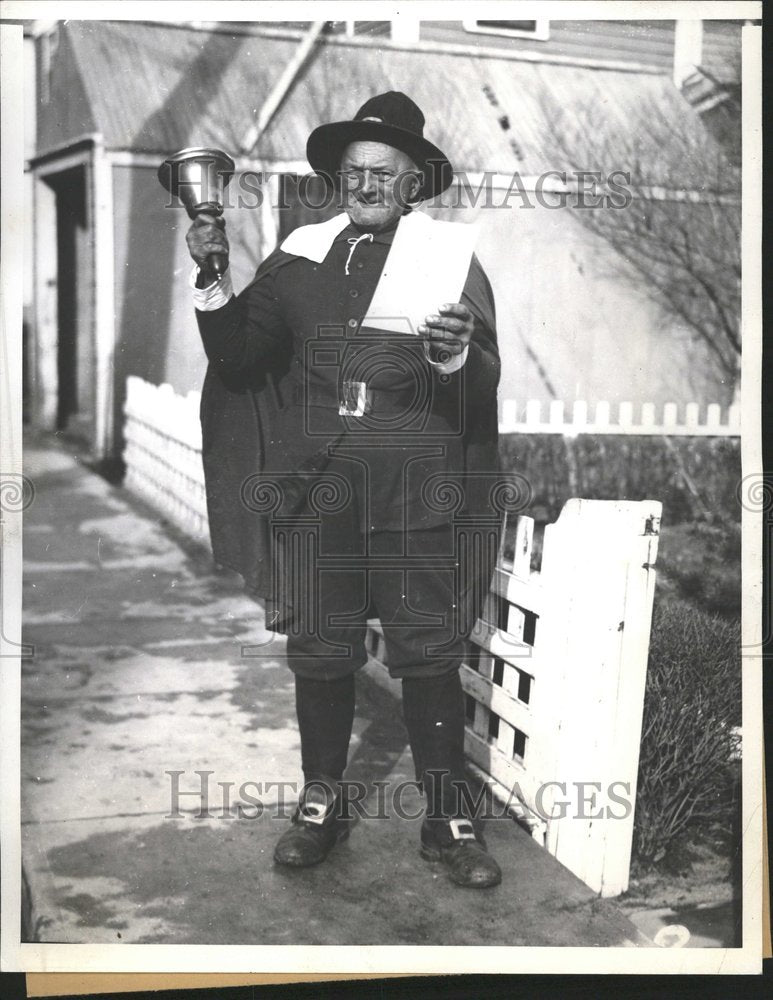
[21, 436, 647, 947]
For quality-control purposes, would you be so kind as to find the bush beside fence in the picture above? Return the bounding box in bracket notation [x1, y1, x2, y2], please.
[499, 433, 741, 527]
[633, 596, 741, 865]
[655, 521, 742, 620]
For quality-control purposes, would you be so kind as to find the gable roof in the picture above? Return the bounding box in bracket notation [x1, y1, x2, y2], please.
[37, 20, 723, 184]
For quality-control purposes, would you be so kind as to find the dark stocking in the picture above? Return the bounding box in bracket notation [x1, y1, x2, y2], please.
[294, 673, 356, 784]
[401, 670, 468, 820]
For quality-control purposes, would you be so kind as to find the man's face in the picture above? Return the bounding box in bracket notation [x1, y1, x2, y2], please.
[340, 141, 421, 232]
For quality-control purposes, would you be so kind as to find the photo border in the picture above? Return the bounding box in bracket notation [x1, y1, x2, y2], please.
[0, 0, 764, 978]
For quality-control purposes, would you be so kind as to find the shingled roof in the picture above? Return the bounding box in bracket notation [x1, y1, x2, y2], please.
[37, 20, 720, 184]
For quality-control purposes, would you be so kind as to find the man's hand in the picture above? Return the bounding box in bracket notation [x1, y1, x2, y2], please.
[185, 213, 229, 287]
[418, 303, 474, 365]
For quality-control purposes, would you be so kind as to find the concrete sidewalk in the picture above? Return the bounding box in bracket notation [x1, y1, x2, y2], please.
[20, 436, 647, 947]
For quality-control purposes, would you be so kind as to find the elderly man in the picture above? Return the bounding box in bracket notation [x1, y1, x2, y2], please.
[187, 92, 502, 888]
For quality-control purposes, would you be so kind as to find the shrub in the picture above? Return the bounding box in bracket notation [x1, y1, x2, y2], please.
[656, 520, 742, 619]
[499, 433, 741, 528]
[633, 596, 741, 864]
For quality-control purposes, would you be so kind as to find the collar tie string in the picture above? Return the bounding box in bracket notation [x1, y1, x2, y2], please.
[344, 232, 374, 274]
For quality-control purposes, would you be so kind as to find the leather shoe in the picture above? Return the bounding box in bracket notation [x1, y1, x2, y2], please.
[420, 817, 502, 888]
[273, 781, 350, 868]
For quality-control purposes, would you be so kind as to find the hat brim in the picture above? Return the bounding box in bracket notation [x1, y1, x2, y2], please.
[306, 120, 454, 201]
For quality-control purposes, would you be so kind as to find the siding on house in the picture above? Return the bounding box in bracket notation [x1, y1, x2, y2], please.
[420, 19, 677, 69]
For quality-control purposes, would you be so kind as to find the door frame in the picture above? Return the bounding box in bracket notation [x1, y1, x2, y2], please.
[30, 135, 115, 459]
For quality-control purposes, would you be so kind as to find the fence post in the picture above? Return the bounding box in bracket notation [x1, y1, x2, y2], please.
[526, 499, 661, 896]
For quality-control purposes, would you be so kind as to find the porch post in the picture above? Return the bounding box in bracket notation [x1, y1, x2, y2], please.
[91, 136, 115, 460]
[31, 172, 58, 430]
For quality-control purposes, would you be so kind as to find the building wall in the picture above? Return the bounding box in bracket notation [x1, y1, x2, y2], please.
[283, 18, 678, 68]
[427, 194, 726, 409]
[419, 20, 676, 68]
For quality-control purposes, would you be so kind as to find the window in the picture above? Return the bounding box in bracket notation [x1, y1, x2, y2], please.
[328, 21, 420, 42]
[463, 19, 550, 42]
[332, 21, 391, 38]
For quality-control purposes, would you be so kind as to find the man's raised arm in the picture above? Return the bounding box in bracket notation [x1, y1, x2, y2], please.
[186, 213, 288, 375]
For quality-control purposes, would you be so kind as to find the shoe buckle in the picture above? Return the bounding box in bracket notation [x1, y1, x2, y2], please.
[299, 799, 331, 826]
[449, 818, 477, 842]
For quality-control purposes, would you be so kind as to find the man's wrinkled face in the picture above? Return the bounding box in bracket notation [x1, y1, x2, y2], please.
[340, 141, 422, 232]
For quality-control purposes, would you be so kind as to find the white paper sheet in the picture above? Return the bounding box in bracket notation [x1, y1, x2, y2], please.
[362, 213, 480, 335]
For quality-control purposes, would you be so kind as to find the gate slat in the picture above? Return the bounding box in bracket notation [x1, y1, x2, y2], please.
[463, 728, 542, 808]
[512, 516, 534, 578]
[460, 663, 531, 737]
[470, 619, 539, 674]
[472, 701, 489, 739]
[492, 566, 543, 616]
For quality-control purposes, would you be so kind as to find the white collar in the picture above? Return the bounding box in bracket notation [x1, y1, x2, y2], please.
[279, 213, 350, 262]
[279, 211, 437, 263]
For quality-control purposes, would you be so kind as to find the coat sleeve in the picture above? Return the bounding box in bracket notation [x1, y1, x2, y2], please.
[196, 250, 297, 623]
[457, 252, 501, 402]
[195, 250, 292, 377]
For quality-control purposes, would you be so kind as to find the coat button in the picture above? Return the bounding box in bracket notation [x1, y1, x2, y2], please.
[347, 318, 357, 328]
[349, 289, 359, 298]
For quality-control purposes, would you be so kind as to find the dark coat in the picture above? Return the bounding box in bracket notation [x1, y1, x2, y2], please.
[196, 227, 502, 631]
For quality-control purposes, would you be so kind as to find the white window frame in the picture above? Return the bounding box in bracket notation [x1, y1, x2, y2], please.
[463, 19, 550, 42]
[341, 21, 419, 42]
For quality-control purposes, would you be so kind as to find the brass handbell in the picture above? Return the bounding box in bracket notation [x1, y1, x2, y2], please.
[158, 147, 235, 277]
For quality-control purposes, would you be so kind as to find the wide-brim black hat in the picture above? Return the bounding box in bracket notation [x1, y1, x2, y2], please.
[306, 91, 454, 201]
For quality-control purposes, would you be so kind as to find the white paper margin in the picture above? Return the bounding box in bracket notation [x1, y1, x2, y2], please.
[0, 0, 764, 977]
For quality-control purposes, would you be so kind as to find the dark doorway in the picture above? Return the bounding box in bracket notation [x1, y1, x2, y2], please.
[46, 165, 95, 443]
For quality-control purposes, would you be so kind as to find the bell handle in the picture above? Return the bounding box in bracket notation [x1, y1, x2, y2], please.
[192, 206, 228, 279]
[209, 251, 229, 278]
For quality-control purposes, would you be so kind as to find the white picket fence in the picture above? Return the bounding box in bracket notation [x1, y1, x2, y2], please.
[499, 398, 741, 436]
[123, 377, 209, 541]
[123, 377, 662, 896]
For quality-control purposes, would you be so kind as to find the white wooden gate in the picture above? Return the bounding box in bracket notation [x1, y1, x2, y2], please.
[368, 499, 661, 898]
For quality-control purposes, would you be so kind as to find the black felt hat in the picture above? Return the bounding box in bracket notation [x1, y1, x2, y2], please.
[306, 91, 454, 200]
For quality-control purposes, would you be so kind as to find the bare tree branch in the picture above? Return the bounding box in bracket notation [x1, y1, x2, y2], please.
[535, 84, 741, 399]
